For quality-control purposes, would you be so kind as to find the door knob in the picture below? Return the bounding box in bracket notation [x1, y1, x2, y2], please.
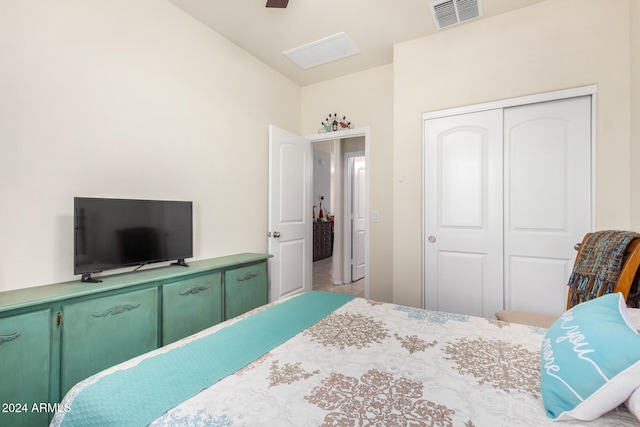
[428, 235, 436, 243]
[273, 231, 281, 238]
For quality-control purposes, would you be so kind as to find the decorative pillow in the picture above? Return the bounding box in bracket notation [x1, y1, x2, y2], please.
[540, 293, 640, 421]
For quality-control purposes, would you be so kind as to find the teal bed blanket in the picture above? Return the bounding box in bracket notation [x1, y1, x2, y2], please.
[55, 291, 354, 427]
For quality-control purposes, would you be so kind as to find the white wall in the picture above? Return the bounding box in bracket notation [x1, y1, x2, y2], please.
[392, 0, 634, 306]
[0, 0, 300, 291]
[631, 1, 640, 230]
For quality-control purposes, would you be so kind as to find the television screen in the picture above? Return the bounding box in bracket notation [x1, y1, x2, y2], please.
[74, 197, 193, 282]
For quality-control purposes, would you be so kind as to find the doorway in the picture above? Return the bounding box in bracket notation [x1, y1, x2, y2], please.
[311, 138, 365, 298]
[267, 126, 370, 302]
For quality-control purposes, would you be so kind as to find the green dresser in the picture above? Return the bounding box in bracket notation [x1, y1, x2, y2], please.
[0, 253, 270, 427]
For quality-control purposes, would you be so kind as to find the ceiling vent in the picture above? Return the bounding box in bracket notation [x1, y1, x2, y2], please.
[430, 0, 483, 29]
[283, 32, 361, 70]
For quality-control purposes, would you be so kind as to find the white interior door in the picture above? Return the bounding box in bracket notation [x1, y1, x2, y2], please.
[350, 155, 366, 281]
[423, 109, 504, 317]
[268, 125, 312, 301]
[504, 96, 591, 316]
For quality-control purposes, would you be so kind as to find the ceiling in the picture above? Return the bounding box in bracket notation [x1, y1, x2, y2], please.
[168, 0, 546, 87]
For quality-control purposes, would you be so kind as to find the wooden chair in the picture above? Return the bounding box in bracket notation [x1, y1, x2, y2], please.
[597, 235, 640, 302]
[495, 233, 640, 328]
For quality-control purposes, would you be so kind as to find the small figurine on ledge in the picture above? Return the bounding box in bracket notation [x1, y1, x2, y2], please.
[319, 113, 354, 133]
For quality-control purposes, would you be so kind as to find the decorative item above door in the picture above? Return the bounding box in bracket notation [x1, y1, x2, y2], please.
[319, 113, 354, 133]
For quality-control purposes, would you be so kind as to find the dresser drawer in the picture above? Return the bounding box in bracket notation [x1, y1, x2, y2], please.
[0, 309, 51, 427]
[224, 262, 268, 319]
[60, 287, 158, 395]
[162, 272, 223, 345]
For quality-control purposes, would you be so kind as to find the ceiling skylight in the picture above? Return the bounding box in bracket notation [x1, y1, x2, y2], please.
[283, 32, 361, 70]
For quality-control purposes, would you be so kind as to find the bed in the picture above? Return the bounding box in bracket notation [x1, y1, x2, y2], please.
[51, 291, 640, 426]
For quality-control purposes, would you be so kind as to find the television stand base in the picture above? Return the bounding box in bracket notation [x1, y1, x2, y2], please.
[81, 273, 102, 283]
[171, 259, 189, 267]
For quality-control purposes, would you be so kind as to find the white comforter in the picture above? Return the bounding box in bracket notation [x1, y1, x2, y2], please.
[53, 295, 639, 426]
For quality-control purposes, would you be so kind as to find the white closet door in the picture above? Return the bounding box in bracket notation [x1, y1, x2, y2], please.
[503, 96, 591, 316]
[423, 109, 504, 318]
[423, 95, 592, 318]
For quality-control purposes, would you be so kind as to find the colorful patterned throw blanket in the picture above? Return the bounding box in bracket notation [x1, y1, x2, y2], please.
[568, 230, 640, 307]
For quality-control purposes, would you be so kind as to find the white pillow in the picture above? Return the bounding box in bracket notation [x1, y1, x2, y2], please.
[627, 307, 640, 331]
[626, 387, 640, 420]
[622, 308, 640, 420]
[540, 293, 640, 421]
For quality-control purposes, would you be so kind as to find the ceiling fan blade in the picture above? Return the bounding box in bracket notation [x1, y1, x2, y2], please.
[266, 0, 289, 8]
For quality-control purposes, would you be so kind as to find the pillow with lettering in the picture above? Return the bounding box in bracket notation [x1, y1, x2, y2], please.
[540, 293, 640, 421]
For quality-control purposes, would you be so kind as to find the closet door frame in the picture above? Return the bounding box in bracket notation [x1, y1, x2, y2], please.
[421, 85, 597, 312]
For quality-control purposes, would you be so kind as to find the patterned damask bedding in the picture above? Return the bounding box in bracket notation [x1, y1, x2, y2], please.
[52, 292, 637, 426]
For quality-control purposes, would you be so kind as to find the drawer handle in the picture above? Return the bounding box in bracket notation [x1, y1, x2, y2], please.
[0, 332, 20, 346]
[180, 285, 211, 295]
[237, 272, 259, 282]
[91, 302, 142, 317]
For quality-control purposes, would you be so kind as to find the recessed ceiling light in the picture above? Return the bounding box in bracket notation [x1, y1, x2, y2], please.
[283, 32, 361, 70]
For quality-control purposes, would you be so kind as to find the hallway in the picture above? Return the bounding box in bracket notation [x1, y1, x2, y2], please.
[312, 257, 364, 298]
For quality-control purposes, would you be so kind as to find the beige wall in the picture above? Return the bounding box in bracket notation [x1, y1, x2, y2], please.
[632, 1, 640, 230]
[392, 0, 634, 306]
[302, 65, 394, 302]
[0, 0, 300, 291]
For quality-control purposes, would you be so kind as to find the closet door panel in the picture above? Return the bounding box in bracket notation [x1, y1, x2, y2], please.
[504, 96, 591, 316]
[424, 109, 504, 318]
[510, 122, 568, 230]
[436, 251, 485, 317]
[508, 256, 569, 316]
[440, 129, 484, 228]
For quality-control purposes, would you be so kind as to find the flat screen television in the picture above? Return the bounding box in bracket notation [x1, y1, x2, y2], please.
[74, 197, 193, 282]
